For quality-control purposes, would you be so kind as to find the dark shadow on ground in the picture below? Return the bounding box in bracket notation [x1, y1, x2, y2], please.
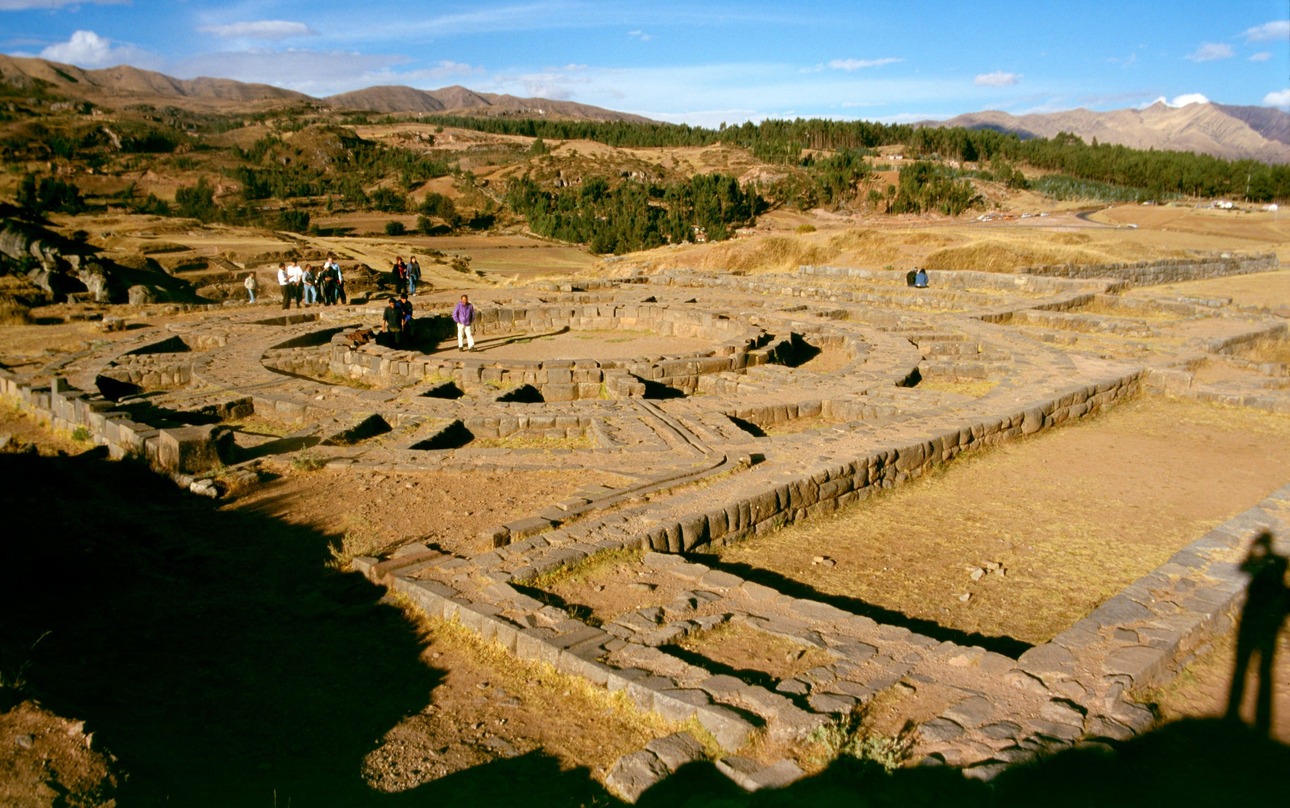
[687, 554, 1032, 659]
[640, 378, 689, 399]
[635, 718, 1290, 808]
[727, 415, 768, 438]
[1225, 530, 1289, 736]
[232, 431, 321, 461]
[0, 450, 439, 806]
[4, 453, 1285, 807]
[380, 752, 617, 807]
[780, 335, 823, 368]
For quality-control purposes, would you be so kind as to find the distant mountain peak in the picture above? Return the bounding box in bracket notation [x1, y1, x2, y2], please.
[927, 102, 1290, 164]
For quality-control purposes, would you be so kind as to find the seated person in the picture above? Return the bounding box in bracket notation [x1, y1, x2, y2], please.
[913, 268, 929, 288]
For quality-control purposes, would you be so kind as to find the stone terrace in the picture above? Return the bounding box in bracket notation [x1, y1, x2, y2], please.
[3, 254, 1287, 798]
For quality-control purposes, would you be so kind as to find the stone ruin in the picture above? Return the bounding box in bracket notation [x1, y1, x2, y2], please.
[0, 214, 197, 306]
[2, 251, 1287, 799]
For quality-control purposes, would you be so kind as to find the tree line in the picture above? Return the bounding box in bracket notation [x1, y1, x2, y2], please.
[505, 172, 761, 254]
[423, 114, 1290, 202]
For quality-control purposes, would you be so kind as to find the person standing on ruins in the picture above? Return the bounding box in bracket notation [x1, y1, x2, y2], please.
[397, 293, 414, 342]
[392, 256, 408, 296]
[383, 296, 403, 346]
[321, 255, 341, 305]
[452, 294, 476, 351]
[407, 255, 422, 295]
[302, 264, 318, 306]
[285, 258, 304, 308]
[243, 272, 257, 304]
[277, 263, 290, 309]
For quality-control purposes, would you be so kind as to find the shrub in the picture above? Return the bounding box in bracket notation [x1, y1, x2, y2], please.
[371, 187, 407, 212]
[384, 220, 406, 236]
[276, 209, 310, 233]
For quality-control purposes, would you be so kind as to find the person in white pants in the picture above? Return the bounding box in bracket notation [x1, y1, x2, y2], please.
[452, 294, 476, 351]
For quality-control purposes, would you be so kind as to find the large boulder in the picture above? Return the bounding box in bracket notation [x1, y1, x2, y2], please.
[128, 284, 169, 305]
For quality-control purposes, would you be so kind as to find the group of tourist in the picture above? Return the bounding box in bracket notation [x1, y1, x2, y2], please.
[245, 251, 477, 353]
[271, 256, 347, 308]
[391, 255, 422, 296]
[382, 294, 415, 346]
[379, 293, 476, 351]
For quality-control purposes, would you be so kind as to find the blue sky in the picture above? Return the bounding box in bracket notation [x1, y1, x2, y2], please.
[2, 1, 1287, 126]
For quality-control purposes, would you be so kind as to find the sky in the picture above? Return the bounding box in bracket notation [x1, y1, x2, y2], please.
[2, 1, 1288, 127]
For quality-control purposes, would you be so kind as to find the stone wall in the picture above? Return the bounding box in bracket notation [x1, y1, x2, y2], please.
[0, 371, 228, 474]
[636, 372, 1143, 554]
[326, 303, 781, 401]
[1016, 253, 1276, 284]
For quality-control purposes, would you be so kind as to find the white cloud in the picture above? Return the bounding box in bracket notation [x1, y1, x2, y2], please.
[828, 57, 901, 71]
[39, 30, 155, 69]
[1186, 42, 1234, 62]
[1144, 93, 1210, 108]
[974, 71, 1020, 87]
[628, 30, 652, 42]
[0, 0, 125, 9]
[1249, 51, 1271, 62]
[1243, 21, 1289, 42]
[1265, 89, 1290, 109]
[198, 21, 317, 41]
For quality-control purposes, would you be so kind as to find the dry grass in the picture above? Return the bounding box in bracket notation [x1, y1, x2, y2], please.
[0, 298, 33, 326]
[471, 431, 594, 450]
[925, 238, 1124, 273]
[717, 395, 1290, 645]
[400, 605, 720, 772]
[1227, 336, 1290, 365]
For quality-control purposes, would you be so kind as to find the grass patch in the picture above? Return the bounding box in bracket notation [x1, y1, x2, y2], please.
[1228, 336, 1290, 365]
[804, 707, 915, 773]
[0, 298, 34, 325]
[400, 601, 723, 766]
[471, 431, 594, 450]
[225, 415, 296, 437]
[320, 370, 376, 390]
[290, 450, 327, 473]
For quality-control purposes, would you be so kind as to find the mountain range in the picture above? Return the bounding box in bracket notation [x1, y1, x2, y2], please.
[2, 54, 1286, 163]
[929, 102, 1290, 164]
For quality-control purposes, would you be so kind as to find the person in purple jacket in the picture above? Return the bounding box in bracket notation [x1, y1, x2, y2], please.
[452, 294, 476, 351]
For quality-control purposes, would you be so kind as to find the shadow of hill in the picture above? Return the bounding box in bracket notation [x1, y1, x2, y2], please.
[3, 451, 1284, 807]
[0, 449, 441, 806]
[634, 718, 1290, 808]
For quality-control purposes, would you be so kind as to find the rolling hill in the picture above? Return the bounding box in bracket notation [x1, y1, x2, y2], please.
[2, 54, 1287, 162]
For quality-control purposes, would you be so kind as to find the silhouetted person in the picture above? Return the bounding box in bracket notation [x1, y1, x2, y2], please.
[1226, 530, 1289, 736]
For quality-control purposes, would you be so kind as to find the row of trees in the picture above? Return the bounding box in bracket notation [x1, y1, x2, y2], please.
[16, 173, 87, 217]
[506, 172, 761, 254]
[230, 129, 453, 209]
[430, 114, 1289, 203]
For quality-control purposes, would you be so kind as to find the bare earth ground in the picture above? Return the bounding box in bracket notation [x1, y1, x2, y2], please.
[2, 206, 1290, 803]
[238, 460, 633, 559]
[716, 395, 1290, 648]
